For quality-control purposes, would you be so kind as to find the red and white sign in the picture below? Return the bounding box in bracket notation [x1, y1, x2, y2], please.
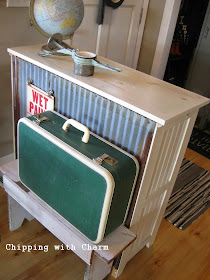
[26, 84, 54, 116]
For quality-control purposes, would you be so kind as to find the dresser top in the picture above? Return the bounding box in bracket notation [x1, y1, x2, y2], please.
[8, 45, 209, 125]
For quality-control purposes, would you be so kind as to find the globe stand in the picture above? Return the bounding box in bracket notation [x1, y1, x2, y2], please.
[40, 33, 75, 57]
[47, 33, 72, 50]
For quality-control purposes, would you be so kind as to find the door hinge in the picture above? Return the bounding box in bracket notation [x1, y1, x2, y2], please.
[203, 26, 209, 39]
[139, 8, 143, 25]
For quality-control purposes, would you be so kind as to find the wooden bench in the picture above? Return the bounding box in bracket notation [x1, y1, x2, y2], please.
[0, 160, 136, 280]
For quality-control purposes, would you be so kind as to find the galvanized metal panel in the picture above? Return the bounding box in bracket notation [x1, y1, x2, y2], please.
[18, 59, 156, 161]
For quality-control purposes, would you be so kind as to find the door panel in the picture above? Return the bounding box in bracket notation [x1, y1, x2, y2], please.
[71, 2, 99, 53]
[101, 6, 133, 64]
[71, 0, 145, 68]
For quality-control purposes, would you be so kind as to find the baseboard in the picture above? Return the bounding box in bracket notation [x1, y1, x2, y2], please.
[0, 153, 15, 166]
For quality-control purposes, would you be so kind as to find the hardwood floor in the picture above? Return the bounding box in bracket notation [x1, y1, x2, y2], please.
[0, 148, 209, 280]
[184, 148, 210, 171]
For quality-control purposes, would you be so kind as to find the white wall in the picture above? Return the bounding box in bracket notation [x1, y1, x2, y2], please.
[0, 1, 46, 158]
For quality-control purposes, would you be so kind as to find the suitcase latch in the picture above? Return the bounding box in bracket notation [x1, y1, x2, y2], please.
[33, 115, 50, 125]
[93, 154, 119, 166]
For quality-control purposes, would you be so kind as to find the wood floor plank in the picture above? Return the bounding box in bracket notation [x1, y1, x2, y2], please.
[184, 149, 210, 171]
[111, 208, 209, 280]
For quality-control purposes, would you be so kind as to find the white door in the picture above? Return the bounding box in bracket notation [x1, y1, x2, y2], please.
[71, 0, 147, 68]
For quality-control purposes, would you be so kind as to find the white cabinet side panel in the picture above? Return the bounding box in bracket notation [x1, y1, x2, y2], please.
[116, 110, 199, 277]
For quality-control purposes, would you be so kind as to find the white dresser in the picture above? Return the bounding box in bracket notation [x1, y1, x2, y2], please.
[7, 45, 209, 277]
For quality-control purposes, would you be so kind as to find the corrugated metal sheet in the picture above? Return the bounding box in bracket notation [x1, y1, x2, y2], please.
[18, 59, 156, 161]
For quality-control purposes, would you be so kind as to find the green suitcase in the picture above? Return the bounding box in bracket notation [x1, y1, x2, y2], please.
[18, 111, 139, 243]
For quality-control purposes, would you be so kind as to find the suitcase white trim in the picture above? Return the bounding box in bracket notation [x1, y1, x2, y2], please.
[18, 111, 139, 243]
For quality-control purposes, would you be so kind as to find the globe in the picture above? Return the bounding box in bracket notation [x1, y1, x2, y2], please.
[30, 0, 84, 39]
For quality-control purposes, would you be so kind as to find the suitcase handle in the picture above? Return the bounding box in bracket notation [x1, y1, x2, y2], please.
[62, 119, 90, 143]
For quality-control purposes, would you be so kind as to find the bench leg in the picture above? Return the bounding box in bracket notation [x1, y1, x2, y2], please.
[84, 253, 113, 280]
[8, 195, 34, 231]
